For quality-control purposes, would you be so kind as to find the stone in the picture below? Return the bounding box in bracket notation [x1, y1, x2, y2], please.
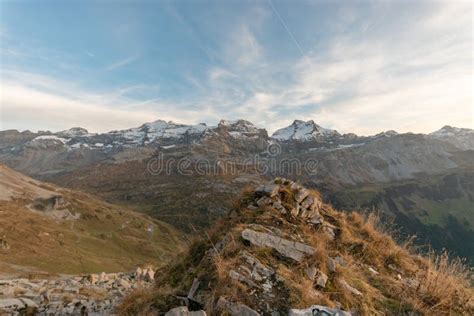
[229, 270, 259, 288]
[288, 305, 351, 316]
[368, 267, 379, 275]
[144, 268, 155, 281]
[327, 257, 337, 273]
[241, 228, 315, 262]
[257, 196, 273, 208]
[306, 267, 328, 288]
[305, 266, 317, 280]
[19, 297, 38, 308]
[295, 188, 310, 203]
[240, 251, 275, 279]
[0, 298, 25, 309]
[117, 279, 131, 289]
[187, 278, 200, 300]
[216, 296, 260, 316]
[272, 201, 287, 214]
[135, 267, 143, 279]
[256, 183, 280, 197]
[99, 272, 107, 281]
[300, 196, 314, 211]
[310, 215, 323, 225]
[88, 274, 98, 284]
[165, 306, 207, 316]
[315, 271, 328, 288]
[323, 225, 336, 240]
[339, 280, 362, 297]
[248, 205, 258, 211]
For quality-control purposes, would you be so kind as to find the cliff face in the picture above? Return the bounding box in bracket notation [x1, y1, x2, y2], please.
[119, 179, 473, 316]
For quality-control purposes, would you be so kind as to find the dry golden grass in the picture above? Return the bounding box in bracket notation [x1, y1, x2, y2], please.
[121, 187, 473, 315]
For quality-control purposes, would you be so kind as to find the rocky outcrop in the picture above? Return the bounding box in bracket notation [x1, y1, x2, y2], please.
[158, 179, 357, 315]
[29, 195, 80, 220]
[0, 268, 155, 315]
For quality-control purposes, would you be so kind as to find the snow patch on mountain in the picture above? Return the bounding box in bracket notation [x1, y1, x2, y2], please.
[57, 127, 90, 138]
[430, 126, 474, 138]
[271, 120, 339, 141]
[429, 126, 474, 150]
[32, 135, 67, 143]
[218, 119, 265, 139]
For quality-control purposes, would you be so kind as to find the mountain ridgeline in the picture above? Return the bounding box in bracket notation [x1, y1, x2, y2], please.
[1, 119, 473, 263]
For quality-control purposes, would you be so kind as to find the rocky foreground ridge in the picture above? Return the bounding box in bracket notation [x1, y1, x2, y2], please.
[0, 267, 155, 315]
[121, 179, 473, 315]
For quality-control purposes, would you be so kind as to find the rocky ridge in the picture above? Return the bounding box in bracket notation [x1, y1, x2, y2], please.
[0, 267, 155, 315]
[121, 179, 473, 315]
[3, 119, 470, 155]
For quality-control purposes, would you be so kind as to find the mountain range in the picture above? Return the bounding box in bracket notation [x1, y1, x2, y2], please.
[1, 119, 473, 263]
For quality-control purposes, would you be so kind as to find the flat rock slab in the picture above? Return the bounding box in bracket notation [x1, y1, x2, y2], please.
[241, 228, 315, 262]
[289, 304, 351, 316]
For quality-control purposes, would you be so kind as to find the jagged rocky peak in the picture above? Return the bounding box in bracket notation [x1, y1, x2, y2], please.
[430, 125, 474, 137]
[271, 119, 340, 141]
[124, 178, 472, 315]
[56, 127, 89, 137]
[429, 125, 474, 150]
[217, 119, 267, 138]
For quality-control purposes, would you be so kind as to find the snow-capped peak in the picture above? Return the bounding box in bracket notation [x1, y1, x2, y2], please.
[56, 127, 89, 137]
[428, 126, 474, 150]
[217, 119, 266, 139]
[430, 125, 474, 138]
[271, 120, 339, 141]
[116, 120, 210, 144]
[219, 119, 261, 133]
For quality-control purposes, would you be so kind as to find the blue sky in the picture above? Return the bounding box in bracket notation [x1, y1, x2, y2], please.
[0, 0, 472, 135]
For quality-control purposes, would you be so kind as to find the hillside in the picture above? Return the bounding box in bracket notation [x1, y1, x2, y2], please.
[120, 179, 473, 315]
[0, 164, 183, 275]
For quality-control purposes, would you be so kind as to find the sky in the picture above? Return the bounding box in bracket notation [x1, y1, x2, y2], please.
[0, 0, 472, 135]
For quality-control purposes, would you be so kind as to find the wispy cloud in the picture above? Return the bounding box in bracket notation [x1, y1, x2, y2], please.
[194, 0, 473, 135]
[105, 54, 139, 71]
[0, 70, 198, 132]
[0, 1, 472, 135]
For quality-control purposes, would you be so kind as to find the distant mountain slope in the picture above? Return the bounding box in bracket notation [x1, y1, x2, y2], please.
[0, 164, 183, 274]
[429, 125, 474, 150]
[326, 168, 474, 264]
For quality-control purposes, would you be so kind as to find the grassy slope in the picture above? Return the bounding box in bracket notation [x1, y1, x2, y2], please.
[0, 187, 184, 275]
